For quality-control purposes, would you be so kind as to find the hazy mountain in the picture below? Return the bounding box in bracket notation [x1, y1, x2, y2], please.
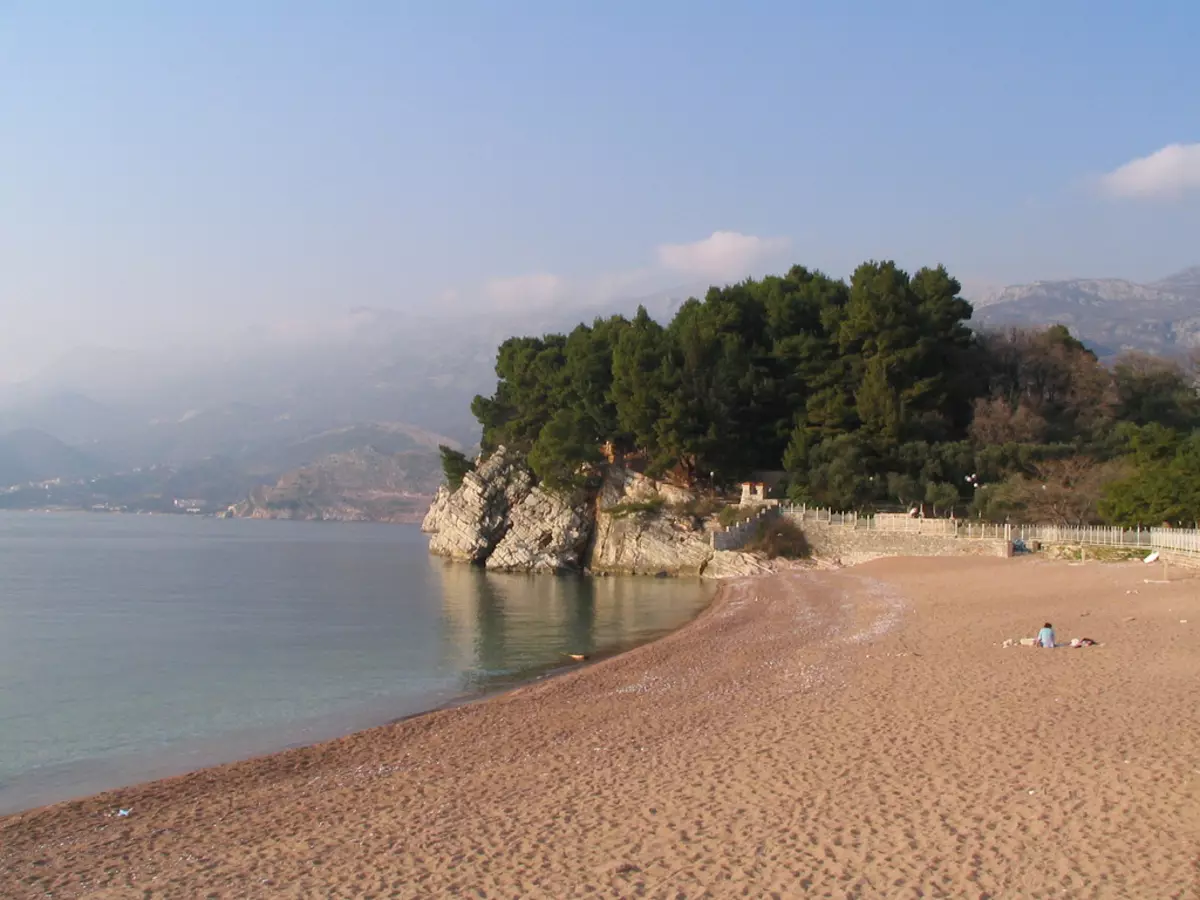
[230, 447, 441, 523]
[0, 391, 132, 447]
[973, 266, 1200, 358]
[240, 422, 459, 474]
[0, 417, 462, 512]
[0, 429, 107, 488]
[1150, 266, 1200, 296]
[0, 281, 705, 477]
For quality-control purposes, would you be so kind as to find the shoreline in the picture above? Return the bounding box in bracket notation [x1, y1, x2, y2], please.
[0, 570, 743, 823]
[4, 557, 1197, 897]
[0, 570, 719, 819]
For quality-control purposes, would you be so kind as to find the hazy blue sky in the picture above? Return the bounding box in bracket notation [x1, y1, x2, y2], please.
[4, 1, 1199, 382]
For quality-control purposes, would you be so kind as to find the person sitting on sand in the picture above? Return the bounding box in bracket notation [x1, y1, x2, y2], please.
[1036, 622, 1055, 648]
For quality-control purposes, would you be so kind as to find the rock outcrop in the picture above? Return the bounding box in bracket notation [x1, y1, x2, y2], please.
[422, 446, 533, 563]
[586, 467, 712, 576]
[598, 467, 696, 508]
[486, 486, 594, 573]
[589, 510, 715, 575]
[420, 485, 452, 533]
[421, 447, 775, 578]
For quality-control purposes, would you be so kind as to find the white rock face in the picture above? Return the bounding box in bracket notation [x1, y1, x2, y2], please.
[423, 446, 533, 563]
[485, 486, 594, 573]
[421, 454, 774, 577]
[588, 468, 713, 575]
[598, 468, 696, 508]
[590, 509, 714, 575]
[420, 485, 452, 533]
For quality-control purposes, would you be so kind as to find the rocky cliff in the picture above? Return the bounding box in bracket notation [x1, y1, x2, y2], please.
[486, 486, 593, 573]
[421, 447, 770, 577]
[588, 468, 715, 575]
[423, 446, 533, 562]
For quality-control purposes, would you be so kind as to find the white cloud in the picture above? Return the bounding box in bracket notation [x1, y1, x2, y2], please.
[1098, 143, 1200, 200]
[482, 272, 565, 309]
[656, 231, 791, 280]
[458, 230, 792, 318]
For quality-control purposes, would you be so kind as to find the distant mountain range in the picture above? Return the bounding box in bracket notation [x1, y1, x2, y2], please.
[0, 429, 105, 487]
[0, 281, 700, 460]
[972, 265, 1200, 358]
[229, 447, 442, 523]
[0, 280, 706, 516]
[0, 422, 459, 515]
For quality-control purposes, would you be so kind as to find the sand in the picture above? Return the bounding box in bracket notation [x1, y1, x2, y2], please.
[3, 556, 1199, 899]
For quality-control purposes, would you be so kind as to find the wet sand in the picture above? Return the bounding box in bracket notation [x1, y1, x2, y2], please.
[3, 557, 1198, 898]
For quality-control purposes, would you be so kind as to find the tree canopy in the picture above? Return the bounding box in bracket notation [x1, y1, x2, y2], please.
[438, 445, 473, 490]
[470, 260, 1200, 523]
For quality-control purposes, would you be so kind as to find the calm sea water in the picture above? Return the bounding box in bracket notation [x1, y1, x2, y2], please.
[0, 513, 712, 814]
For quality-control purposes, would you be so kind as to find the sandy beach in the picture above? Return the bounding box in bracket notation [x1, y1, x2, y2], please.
[3, 556, 1198, 898]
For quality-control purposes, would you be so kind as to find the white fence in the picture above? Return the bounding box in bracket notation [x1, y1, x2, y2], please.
[783, 505, 977, 535]
[1009, 524, 1152, 548]
[1150, 529, 1200, 555]
[779, 503, 1200, 557]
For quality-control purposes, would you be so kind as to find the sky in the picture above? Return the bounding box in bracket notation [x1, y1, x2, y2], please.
[3, 1, 1200, 383]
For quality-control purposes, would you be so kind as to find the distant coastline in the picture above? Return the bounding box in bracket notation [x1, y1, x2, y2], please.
[0, 500, 434, 524]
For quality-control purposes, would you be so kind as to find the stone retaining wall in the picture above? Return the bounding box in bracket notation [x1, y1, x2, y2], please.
[711, 506, 780, 550]
[791, 518, 1012, 566]
[1159, 551, 1200, 570]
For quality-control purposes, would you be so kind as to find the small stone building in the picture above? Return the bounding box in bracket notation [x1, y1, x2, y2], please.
[738, 482, 781, 508]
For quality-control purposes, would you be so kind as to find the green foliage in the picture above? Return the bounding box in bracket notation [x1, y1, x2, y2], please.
[1099, 426, 1200, 526]
[668, 496, 723, 526]
[438, 444, 472, 490]
[469, 258, 1200, 525]
[886, 472, 920, 507]
[1112, 353, 1200, 431]
[717, 505, 758, 527]
[610, 307, 669, 463]
[605, 497, 666, 519]
[924, 482, 961, 515]
[527, 408, 602, 491]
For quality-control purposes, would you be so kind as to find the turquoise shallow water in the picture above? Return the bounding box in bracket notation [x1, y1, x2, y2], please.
[0, 513, 712, 814]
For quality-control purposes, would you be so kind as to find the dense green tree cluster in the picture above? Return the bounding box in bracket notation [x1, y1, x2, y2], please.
[470, 261, 1200, 523]
[438, 444, 473, 490]
[1099, 425, 1200, 526]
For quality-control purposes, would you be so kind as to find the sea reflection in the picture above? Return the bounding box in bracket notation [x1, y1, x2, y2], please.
[429, 558, 714, 691]
[0, 518, 715, 814]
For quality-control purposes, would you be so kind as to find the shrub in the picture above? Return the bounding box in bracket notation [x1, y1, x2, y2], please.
[744, 518, 810, 559]
[605, 497, 666, 519]
[717, 505, 758, 527]
[439, 445, 473, 490]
